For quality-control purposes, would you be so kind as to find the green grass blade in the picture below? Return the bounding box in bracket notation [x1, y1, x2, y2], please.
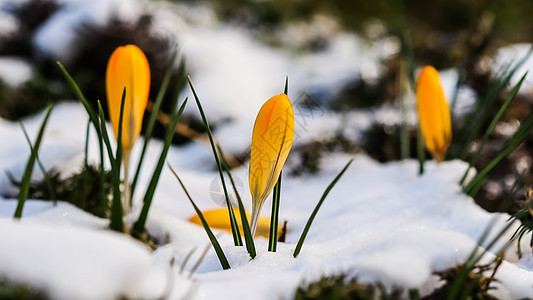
[97, 101, 124, 232]
[80, 119, 91, 208]
[449, 67, 461, 125]
[14, 104, 54, 218]
[167, 163, 230, 269]
[399, 30, 416, 89]
[170, 57, 187, 112]
[133, 99, 187, 234]
[84, 119, 91, 167]
[57, 61, 106, 206]
[56, 62, 99, 133]
[417, 126, 425, 175]
[269, 173, 282, 252]
[116, 87, 128, 212]
[400, 60, 410, 160]
[188, 76, 242, 246]
[131, 50, 179, 197]
[464, 109, 533, 196]
[293, 158, 354, 257]
[179, 247, 198, 274]
[447, 218, 516, 300]
[459, 72, 527, 185]
[19, 122, 56, 203]
[269, 77, 289, 252]
[115, 87, 126, 175]
[455, 50, 531, 159]
[189, 244, 212, 277]
[216, 143, 256, 259]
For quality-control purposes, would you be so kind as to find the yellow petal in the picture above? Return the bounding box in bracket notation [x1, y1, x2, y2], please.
[248, 93, 294, 232]
[416, 66, 452, 162]
[188, 208, 279, 238]
[105, 44, 150, 150]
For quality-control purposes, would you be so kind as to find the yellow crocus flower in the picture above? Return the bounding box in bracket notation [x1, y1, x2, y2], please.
[106, 44, 150, 150]
[106, 44, 150, 214]
[188, 208, 280, 238]
[416, 66, 452, 162]
[249, 93, 294, 235]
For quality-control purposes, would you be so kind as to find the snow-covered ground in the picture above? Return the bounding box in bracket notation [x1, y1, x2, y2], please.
[0, 102, 532, 299]
[1, 0, 533, 299]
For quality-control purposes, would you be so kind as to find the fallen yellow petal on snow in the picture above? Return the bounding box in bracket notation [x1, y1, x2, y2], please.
[416, 65, 452, 162]
[188, 208, 280, 238]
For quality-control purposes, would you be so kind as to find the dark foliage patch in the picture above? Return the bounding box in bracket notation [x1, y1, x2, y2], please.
[294, 274, 404, 300]
[5, 164, 112, 218]
[0, 277, 49, 300]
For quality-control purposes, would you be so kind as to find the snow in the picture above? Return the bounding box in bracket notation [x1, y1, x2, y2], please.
[0, 218, 152, 300]
[1, 103, 533, 298]
[492, 43, 533, 95]
[0, 8, 18, 36]
[174, 25, 369, 129]
[32, 0, 141, 62]
[1, 0, 532, 299]
[0, 57, 32, 87]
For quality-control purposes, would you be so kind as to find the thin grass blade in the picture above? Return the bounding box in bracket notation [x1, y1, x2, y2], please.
[455, 49, 531, 159]
[464, 110, 533, 196]
[447, 201, 518, 299]
[269, 174, 282, 252]
[399, 60, 410, 160]
[133, 99, 187, 234]
[188, 76, 242, 246]
[449, 67, 462, 125]
[417, 126, 425, 175]
[179, 247, 198, 274]
[269, 77, 289, 252]
[170, 57, 187, 112]
[14, 104, 54, 218]
[447, 218, 517, 299]
[19, 122, 56, 203]
[115, 87, 126, 175]
[216, 143, 256, 259]
[80, 119, 91, 208]
[167, 163, 230, 269]
[459, 72, 527, 184]
[97, 101, 124, 232]
[131, 50, 179, 197]
[294, 158, 354, 257]
[57, 61, 106, 206]
[57, 62, 99, 134]
[189, 243, 212, 277]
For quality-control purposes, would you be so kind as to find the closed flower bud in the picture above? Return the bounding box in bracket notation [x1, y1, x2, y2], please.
[105, 44, 150, 151]
[249, 93, 294, 235]
[416, 66, 452, 162]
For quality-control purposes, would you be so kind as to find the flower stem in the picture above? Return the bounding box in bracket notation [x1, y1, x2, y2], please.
[268, 172, 282, 252]
[250, 201, 261, 237]
[123, 149, 131, 215]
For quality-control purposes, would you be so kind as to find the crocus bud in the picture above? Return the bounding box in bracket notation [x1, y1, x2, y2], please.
[105, 44, 150, 151]
[416, 66, 452, 162]
[249, 93, 294, 235]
